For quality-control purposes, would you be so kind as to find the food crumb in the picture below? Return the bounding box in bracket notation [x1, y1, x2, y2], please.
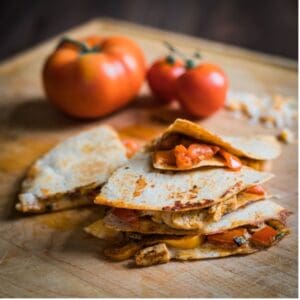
[277, 128, 295, 144]
[226, 91, 297, 129]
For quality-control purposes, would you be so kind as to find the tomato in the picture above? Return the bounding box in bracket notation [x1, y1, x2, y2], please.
[244, 185, 265, 195]
[147, 57, 185, 103]
[111, 208, 139, 224]
[218, 149, 242, 171]
[176, 63, 228, 117]
[207, 228, 247, 247]
[188, 144, 219, 161]
[43, 36, 146, 119]
[250, 225, 277, 247]
[174, 145, 193, 169]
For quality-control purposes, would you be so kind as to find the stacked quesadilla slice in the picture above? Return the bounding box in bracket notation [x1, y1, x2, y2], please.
[17, 126, 128, 213]
[87, 142, 289, 266]
[151, 118, 281, 171]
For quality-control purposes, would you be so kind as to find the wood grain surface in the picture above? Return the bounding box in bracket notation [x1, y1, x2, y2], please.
[0, 18, 297, 298]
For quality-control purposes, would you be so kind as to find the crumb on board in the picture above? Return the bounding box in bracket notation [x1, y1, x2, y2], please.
[226, 91, 297, 129]
[277, 128, 296, 144]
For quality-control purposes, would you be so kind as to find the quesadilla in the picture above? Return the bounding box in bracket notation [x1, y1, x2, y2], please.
[87, 152, 290, 266]
[95, 152, 273, 211]
[17, 126, 128, 213]
[88, 200, 289, 267]
[150, 118, 281, 171]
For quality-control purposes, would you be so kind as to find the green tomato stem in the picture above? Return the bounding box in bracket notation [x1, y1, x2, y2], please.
[59, 37, 100, 54]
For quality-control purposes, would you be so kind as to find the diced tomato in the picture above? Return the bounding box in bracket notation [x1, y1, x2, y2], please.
[187, 144, 219, 162]
[207, 228, 247, 247]
[153, 150, 176, 166]
[250, 225, 277, 247]
[122, 139, 140, 158]
[244, 185, 266, 195]
[111, 208, 139, 224]
[174, 145, 193, 168]
[218, 149, 242, 171]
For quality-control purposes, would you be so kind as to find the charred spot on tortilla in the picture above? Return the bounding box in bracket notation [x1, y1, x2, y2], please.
[162, 199, 214, 211]
[133, 176, 147, 197]
[221, 181, 243, 199]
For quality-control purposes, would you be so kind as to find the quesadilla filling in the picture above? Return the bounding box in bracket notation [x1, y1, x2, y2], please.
[153, 133, 263, 171]
[103, 220, 289, 266]
[106, 185, 267, 232]
[16, 184, 101, 213]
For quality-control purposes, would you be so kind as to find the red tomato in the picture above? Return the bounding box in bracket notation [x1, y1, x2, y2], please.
[207, 228, 247, 247]
[176, 63, 228, 117]
[244, 185, 266, 195]
[250, 225, 277, 247]
[147, 57, 185, 103]
[111, 208, 139, 224]
[43, 36, 146, 119]
[218, 149, 242, 171]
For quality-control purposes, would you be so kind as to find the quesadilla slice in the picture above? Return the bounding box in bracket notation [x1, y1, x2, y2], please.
[102, 200, 290, 266]
[151, 118, 281, 171]
[95, 152, 273, 211]
[102, 190, 270, 235]
[17, 126, 127, 213]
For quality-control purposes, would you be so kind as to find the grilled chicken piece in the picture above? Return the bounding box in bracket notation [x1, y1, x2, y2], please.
[135, 243, 171, 267]
[208, 195, 239, 222]
[104, 243, 143, 261]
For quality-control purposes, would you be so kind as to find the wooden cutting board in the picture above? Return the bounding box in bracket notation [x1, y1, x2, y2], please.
[0, 18, 297, 297]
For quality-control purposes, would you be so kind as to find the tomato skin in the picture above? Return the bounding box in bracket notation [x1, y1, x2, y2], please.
[111, 208, 139, 224]
[250, 225, 277, 247]
[43, 36, 146, 119]
[244, 185, 266, 195]
[207, 228, 247, 247]
[218, 149, 242, 171]
[147, 58, 185, 103]
[176, 63, 228, 117]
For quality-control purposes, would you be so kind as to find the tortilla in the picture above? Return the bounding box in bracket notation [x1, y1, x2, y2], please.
[103, 211, 199, 235]
[104, 211, 290, 266]
[103, 199, 287, 236]
[84, 218, 122, 240]
[17, 126, 127, 213]
[152, 118, 281, 170]
[89, 191, 267, 238]
[201, 199, 289, 234]
[95, 152, 273, 211]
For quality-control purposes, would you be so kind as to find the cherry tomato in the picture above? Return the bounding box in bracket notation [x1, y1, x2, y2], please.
[147, 57, 185, 103]
[176, 63, 228, 117]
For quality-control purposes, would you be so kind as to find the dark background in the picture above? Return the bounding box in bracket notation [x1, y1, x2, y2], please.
[0, 0, 298, 62]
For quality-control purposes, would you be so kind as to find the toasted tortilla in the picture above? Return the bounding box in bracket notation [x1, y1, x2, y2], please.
[95, 152, 273, 211]
[84, 218, 122, 240]
[201, 199, 289, 235]
[17, 126, 127, 213]
[152, 118, 281, 170]
[104, 215, 289, 266]
[103, 200, 287, 236]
